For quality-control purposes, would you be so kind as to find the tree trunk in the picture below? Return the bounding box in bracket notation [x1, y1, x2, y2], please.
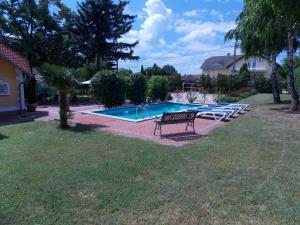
[271, 53, 281, 104]
[96, 54, 101, 71]
[59, 90, 69, 128]
[287, 30, 299, 111]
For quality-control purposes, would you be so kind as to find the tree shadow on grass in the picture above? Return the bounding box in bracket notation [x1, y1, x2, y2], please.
[67, 123, 108, 133]
[0, 133, 9, 140]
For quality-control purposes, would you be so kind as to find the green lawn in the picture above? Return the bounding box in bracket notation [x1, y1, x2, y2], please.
[0, 94, 299, 225]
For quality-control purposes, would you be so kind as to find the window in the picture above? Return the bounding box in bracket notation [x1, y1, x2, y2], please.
[0, 80, 10, 96]
[252, 60, 257, 69]
[247, 61, 252, 69]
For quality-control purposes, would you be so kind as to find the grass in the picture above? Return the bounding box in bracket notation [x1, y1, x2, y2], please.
[0, 94, 299, 225]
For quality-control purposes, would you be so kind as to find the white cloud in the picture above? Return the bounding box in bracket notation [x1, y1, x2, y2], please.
[183, 9, 207, 17]
[210, 9, 224, 21]
[120, 1, 238, 74]
[121, 0, 173, 49]
[175, 19, 235, 44]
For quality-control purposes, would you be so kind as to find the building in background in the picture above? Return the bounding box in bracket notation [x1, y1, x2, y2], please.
[0, 43, 32, 114]
[201, 54, 278, 78]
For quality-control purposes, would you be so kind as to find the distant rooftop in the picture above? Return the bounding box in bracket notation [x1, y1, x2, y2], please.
[201, 55, 243, 70]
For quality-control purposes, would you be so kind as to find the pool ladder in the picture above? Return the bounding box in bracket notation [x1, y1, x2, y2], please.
[136, 104, 152, 120]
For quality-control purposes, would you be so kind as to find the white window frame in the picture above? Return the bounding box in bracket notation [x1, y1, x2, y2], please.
[0, 80, 10, 96]
[252, 60, 257, 69]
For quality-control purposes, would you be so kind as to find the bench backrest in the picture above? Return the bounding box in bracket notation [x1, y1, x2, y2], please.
[161, 111, 198, 124]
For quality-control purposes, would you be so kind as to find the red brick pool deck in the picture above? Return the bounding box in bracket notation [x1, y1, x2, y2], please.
[71, 113, 224, 146]
[1, 104, 226, 146]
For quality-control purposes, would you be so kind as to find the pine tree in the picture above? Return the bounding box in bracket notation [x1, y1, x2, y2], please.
[67, 0, 139, 70]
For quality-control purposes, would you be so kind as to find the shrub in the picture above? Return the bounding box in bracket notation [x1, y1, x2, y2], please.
[148, 76, 169, 101]
[253, 74, 272, 93]
[239, 63, 251, 87]
[168, 74, 182, 92]
[91, 70, 125, 108]
[216, 73, 228, 93]
[127, 73, 147, 104]
[217, 96, 241, 103]
[294, 66, 300, 94]
[199, 74, 212, 92]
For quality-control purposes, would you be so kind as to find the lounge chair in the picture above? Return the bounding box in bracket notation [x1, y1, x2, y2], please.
[216, 103, 250, 113]
[188, 108, 234, 121]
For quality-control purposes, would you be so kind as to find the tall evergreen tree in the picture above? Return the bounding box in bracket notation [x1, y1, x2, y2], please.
[67, 0, 139, 70]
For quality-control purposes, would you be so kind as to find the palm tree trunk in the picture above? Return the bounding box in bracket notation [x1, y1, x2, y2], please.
[287, 30, 299, 111]
[271, 53, 281, 104]
[59, 90, 69, 128]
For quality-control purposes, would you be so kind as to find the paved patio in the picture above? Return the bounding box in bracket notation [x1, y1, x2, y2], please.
[0, 104, 225, 146]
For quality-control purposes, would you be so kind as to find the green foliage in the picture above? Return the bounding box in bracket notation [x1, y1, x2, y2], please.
[217, 96, 241, 103]
[253, 74, 272, 93]
[227, 74, 241, 91]
[239, 63, 251, 87]
[216, 74, 228, 93]
[295, 66, 300, 94]
[147, 76, 169, 101]
[126, 73, 147, 104]
[37, 63, 77, 91]
[199, 75, 212, 92]
[168, 74, 182, 92]
[91, 70, 125, 108]
[0, 0, 77, 67]
[37, 63, 77, 128]
[67, 0, 139, 69]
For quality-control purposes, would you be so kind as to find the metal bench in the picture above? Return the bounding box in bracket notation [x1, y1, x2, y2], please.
[154, 111, 198, 137]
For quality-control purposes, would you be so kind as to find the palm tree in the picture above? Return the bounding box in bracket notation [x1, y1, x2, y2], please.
[37, 63, 77, 128]
[225, 0, 285, 104]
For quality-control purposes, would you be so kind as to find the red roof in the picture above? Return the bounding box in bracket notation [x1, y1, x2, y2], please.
[0, 43, 32, 75]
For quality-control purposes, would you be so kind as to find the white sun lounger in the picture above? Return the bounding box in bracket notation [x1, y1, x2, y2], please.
[188, 108, 234, 121]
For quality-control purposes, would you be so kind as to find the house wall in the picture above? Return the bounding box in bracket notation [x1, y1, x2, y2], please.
[228, 56, 273, 78]
[203, 56, 273, 78]
[202, 68, 230, 77]
[0, 59, 24, 112]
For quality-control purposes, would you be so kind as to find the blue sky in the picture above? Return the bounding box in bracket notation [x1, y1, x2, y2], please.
[62, 0, 243, 74]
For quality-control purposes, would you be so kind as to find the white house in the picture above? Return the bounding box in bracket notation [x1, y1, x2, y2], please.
[201, 54, 279, 78]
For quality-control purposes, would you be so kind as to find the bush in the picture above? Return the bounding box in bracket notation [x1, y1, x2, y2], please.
[168, 74, 182, 92]
[227, 74, 241, 91]
[295, 66, 300, 94]
[239, 63, 251, 87]
[91, 70, 125, 108]
[148, 76, 169, 101]
[199, 74, 212, 92]
[217, 96, 241, 103]
[127, 73, 147, 104]
[253, 74, 272, 93]
[216, 74, 228, 93]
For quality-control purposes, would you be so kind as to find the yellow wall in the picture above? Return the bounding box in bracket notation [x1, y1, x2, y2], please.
[0, 59, 18, 108]
[203, 68, 230, 77]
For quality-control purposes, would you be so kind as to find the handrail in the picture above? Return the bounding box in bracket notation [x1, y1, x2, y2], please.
[136, 104, 152, 120]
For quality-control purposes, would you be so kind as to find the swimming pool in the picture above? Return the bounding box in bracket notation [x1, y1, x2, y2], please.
[89, 102, 201, 122]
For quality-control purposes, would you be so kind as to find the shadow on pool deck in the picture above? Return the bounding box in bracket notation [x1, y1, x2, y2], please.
[162, 131, 206, 142]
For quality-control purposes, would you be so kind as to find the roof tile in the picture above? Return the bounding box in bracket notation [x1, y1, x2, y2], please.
[0, 43, 31, 75]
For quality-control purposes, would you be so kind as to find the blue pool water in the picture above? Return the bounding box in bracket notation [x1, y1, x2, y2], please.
[91, 102, 200, 122]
